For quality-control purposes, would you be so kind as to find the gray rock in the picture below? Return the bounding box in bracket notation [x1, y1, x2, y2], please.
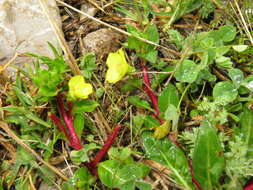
[0, 0, 61, 66]
[82, 28, 123, 58]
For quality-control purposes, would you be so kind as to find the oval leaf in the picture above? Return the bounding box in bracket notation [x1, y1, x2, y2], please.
[192, 120, 225, 189]
[175, 60, 199, 83]
[158, 84, 179, 114]
[213, 81, 238, 104]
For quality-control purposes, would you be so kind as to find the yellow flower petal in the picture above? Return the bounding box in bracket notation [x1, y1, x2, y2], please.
[105, 48, 133, 84]
[68, 75, 93, 100]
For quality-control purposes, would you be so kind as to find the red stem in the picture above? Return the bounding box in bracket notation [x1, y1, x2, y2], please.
[87, 125, 122, 175]
[53, 94, 82, 150]
[244, 181, 253, 190]
[49, 114, 70, 140]
[140, 60, 160, 118]
[140, 59, 202, 189]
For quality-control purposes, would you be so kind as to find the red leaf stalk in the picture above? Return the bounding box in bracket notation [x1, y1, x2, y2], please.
[244, 180, 253, 190]
[140, 60, 160, 118]
[87, 125, 122, 175]
[50, 94, 82, 150]
[140, 59, 202, 189]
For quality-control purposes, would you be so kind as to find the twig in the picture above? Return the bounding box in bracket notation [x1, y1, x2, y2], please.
[0, 53, 19, 73]
[39, 0, 81, 75]
[0, 121, 68, 181]
[56, 0, 180, 56]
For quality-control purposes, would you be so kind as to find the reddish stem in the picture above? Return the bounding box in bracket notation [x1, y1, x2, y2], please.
[50, 94, 82, 150]
[140, 60, 160, 118]
[87, 125, 122, 175]
[244, 181, 253, 190]
[140, 59, 202, 189]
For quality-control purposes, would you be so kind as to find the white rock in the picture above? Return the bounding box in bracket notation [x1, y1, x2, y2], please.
[0, 0, 61, 66]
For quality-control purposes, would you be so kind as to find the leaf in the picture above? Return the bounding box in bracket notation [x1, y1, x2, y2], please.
[62, 168, 95, 190]
[240, 107, 253, 156]
[121, 78, 142, 93]
[213, 81, 238, 104]
[192, 120, 225, 189]
[164, 104, 179, 132]
[218, 25, 237, 42]
[153, 120, 171, 139]
[106, 48, 134, 84]
[158, 84, 179, 114]
[74, 113, 85, 138]
[98, 160, 150, 190]
[38, 165, 56, 185]
[73, 100, 99, 113]
[228, 68, 244, 87]
[243, 75, 253, 92]
[12, 86, 33, 106]
[68, 75, 93, 100]
[142, 132, 194, 190]
[232, 45, 248, 52]
[127, 96, 153, 111]
[70, 143, 99, 164]
[175, 59, 199, 83]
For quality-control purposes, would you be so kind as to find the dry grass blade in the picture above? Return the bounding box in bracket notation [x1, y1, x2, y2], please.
[0, 53, 18, 73]
[231, 0, 253, 45]
[56, 0, 180, 56]
[0, 121, 68, 181]
[39, 0, 81, 75]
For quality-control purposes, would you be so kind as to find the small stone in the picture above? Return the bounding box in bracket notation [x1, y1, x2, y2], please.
[82, 28, 123, 58]
[0, 0, 61, 67]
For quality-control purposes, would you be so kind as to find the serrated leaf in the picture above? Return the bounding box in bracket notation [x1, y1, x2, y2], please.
[142, 132, 194, 190]
[192, 120, 225, 189]
[158, 84, 179, 114]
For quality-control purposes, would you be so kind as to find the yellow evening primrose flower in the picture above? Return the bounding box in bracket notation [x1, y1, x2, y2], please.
[105, 48, 134, 84]
[68, 75, 93, 100]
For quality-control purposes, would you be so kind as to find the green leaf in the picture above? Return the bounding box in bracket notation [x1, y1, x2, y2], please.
[62, 168, 95, 190]
[175, 59, 199, 83]
[12, 86, 33, 106]
[74, 114, 85, 138]
[228, 68, 244, 87]
[98, 160, 150, 190]
[158, 84, 179, 114]
[127, 96, 153, 111]
[232, 45, 248, 52]
[243, 75, 253, 92]
[213, 81, 238, 104]
[240, 107, 253, 156]
[192, 120, 225, 189]
[38, 165, 56, 185]
[142, 132, 194, 190]
[164, 104, 179, 132]
[218, 25, 237, 42]
[73, 100, 99, 113]
[121, 78, 142, 93]
[70, 143, 99, 164]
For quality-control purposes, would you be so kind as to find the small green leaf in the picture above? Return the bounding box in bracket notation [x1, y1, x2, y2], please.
[73, 100, 99, 113]
[232, 45, 248, 52]
[213, 81, 238, 104]
[38, 165, 56, 185]
[192, 120, 225, 190]
[158, 84, 179, 114]
[218, 25, 237, 42]
[74, 113, 85, 138]
[127, 96, 153, 111]
[142, 132, 194, 190]
[164, 104, 179, 132]
[228, 68, 244, 87]
[243, 75, 253, 92]
[121, 78, 142, 93]
[175, 59, 199, 83]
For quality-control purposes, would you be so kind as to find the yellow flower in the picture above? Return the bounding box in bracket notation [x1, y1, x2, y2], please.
[105, 48, 134, 84]
[68, 75, 93, 99]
